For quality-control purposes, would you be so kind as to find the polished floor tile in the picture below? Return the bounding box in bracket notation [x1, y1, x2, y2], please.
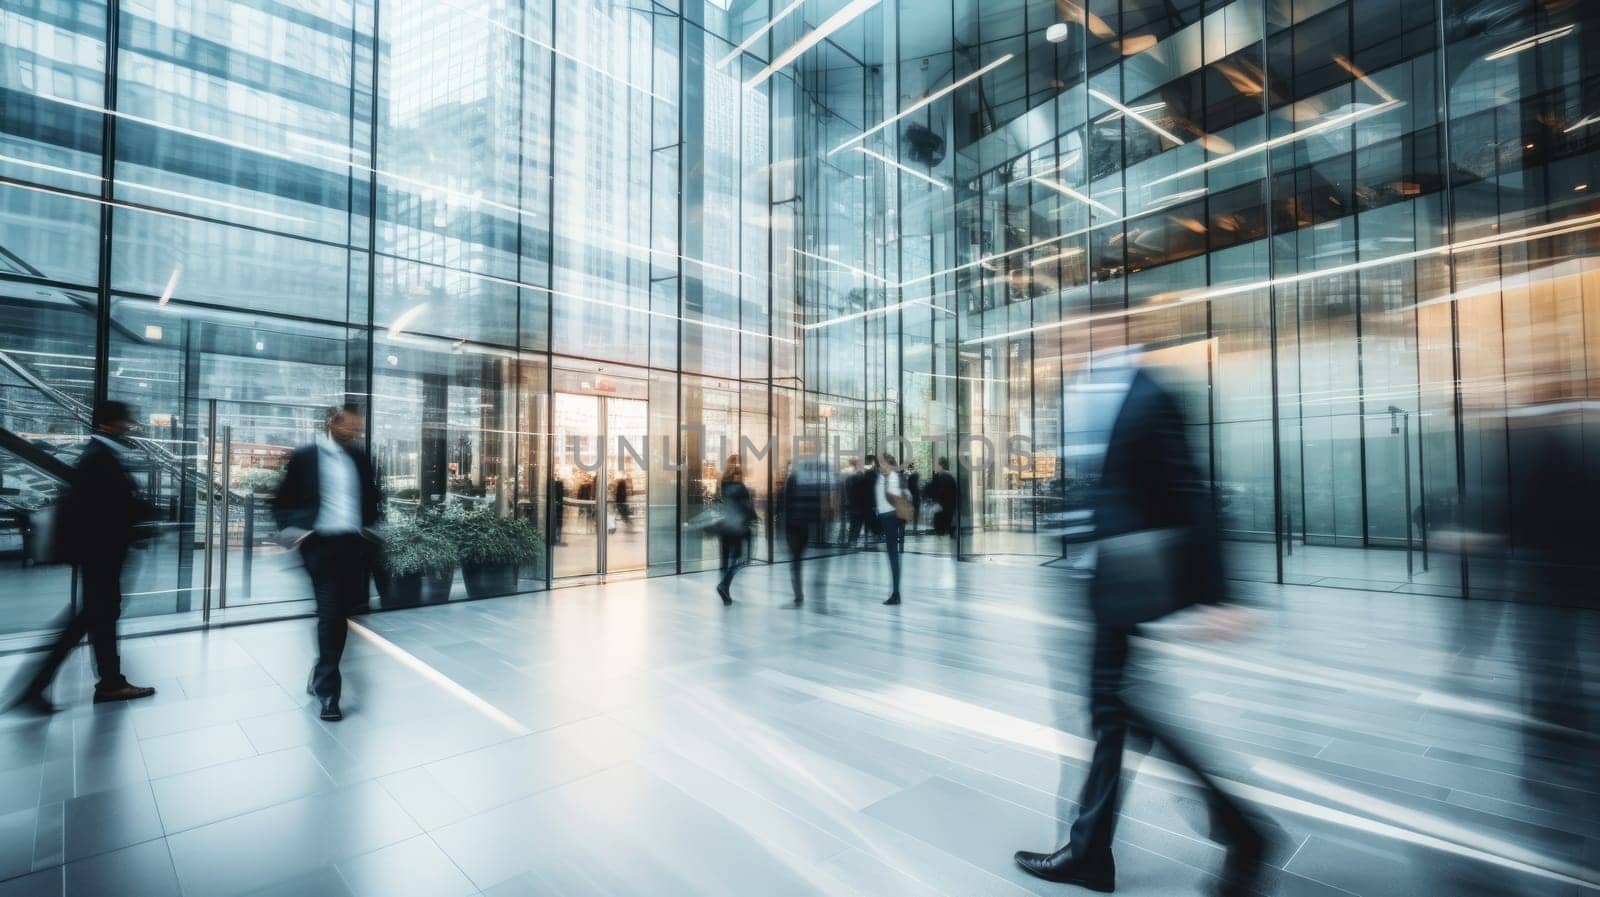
[0, 552, 1595, 896]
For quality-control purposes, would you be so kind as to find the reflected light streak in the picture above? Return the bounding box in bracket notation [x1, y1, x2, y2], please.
[1147, 99, 1403, 187]
[718, 0, 806, 68]
[1563, 113, 1599, 134]
[802, 297, 932, 330]
[155, 267, 181, 306]
[761, 668, 1600, 890]
[745, 0, 882, 89]
[386, 301, 430, 338]
[1331, 54, 1396, 103]
[347, 621, 530, 737]
[855, 147, 948, 190]
[829, 54, 1014, 155]
[1484, 24, 1575, 61]
[1029, 246, 1085, 267]
[1031, 177, 1118, 215]
[793, 249, 894, 284]
[962, 211, 1600, 345]
[1087, 88, 1185, 144]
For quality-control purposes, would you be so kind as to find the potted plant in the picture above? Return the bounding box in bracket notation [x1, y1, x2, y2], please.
[374, 513, 457, 607]
[444, 506, 543, 598]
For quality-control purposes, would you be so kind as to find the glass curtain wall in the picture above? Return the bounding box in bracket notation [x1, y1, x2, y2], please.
[800, 0, 1600, 597]
[0, 0, 810, 643]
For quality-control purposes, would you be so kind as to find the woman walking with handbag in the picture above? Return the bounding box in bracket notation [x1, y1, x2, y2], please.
[874, 453, 911, 605]
[716, 456, 756, 606]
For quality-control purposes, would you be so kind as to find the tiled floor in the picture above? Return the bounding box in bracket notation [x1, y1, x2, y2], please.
[0, 551, 1595, 897]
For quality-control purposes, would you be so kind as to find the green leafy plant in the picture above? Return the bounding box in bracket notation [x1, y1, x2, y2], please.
[378, 513, 457, 578]
[441, 505, 543, 569]
[239, 467, 284, 494]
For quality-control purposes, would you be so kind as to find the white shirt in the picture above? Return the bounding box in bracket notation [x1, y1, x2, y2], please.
[314, 435, 362, 534]
[874, 469, 903, 515]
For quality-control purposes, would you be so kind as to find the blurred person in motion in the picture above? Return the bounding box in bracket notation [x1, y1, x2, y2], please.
[781, 448, 832, 607]
[926, 456, 957, 538]
[843, 457, 874, 548]
[1014, 349, 1271, 896]
[874, 453, 909, 605]
[9, 401, 157, 712]
[273, 404, 382, 722]
[715, 455, 756, 606]
[904, 460, 922, 533]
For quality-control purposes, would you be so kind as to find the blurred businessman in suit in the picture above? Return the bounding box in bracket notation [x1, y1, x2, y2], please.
[274, 404, 382, 722]
[10, 401, 157, 712]
[1014, 347, 1269, 896]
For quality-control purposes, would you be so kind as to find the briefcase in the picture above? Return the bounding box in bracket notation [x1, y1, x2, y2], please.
[1090, 527, 1186, 627]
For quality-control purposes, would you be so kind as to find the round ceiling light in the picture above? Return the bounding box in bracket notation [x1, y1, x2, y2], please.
[1046, 23, 1069, 43]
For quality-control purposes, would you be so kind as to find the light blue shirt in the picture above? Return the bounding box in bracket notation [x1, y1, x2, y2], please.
[314, 435, 362, 534]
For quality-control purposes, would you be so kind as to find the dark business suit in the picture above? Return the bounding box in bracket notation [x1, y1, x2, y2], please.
[1025, 369, 1260, 891]
[273, 442, 381, 702]
[19, 437, 152, 698]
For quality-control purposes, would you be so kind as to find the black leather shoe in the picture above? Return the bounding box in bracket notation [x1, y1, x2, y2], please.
[319, 697, 343, 721]
[1013, 847, 1115, 892]
[883, 594, 901, 606]
[717, 585, 733, 606]
[93, 682, 156, 703]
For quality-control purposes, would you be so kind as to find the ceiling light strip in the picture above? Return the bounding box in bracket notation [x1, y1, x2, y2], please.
[1147, 99, 1402, 187]
[718, 0, 808, 68]
[1484, 24, 1575, 61]
[1086, 87, 1185, 144]
[829, 54, 1015, 155]
[855, 147, 948, 190]
[961, 211, 1600, 345]
[1031, 177, 1118, 215]
[745, 0, 882, 90]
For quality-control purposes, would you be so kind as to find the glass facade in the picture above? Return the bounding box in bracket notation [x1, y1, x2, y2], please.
[795, 0, 1600, 595]
[2, 0, 1597, 642]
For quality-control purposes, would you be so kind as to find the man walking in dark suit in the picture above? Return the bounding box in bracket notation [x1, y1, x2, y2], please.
[1014, 358, 1269, 896]
[10, 401, 157, 712]
[273, 404, 382, 722]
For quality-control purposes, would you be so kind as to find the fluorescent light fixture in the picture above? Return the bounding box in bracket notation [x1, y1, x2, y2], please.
[1032, 177, 1118, 215]
[1029, 247, 1085, 267]
[718, 0, 807, 68]
[746, 0, 882, 89]
[855, 147, 948, 189]
[1484, 24, 1575, 61]
[830, 54, 1015, 155]
[156, 266, 181, 306]
[1045, 22, 1069, 43]
[793, 248, 894, 284]
[1087, 87, 1185, 144]
[962, 210, 1600, 345]
[1331, 54, 1396, 103]
[1148, 99, 1402, 187]
[1564, 113, 1599, 133]
[802, 297, 932, 330]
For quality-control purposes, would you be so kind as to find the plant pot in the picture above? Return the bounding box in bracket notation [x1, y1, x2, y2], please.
[422, 569, 456, 603]
[375, 569, 423, 608]
[461, 563, 517, 598]
[376, 567, 456, 607]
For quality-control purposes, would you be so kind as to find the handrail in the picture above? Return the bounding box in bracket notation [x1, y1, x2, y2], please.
[0, 348, 247, 503]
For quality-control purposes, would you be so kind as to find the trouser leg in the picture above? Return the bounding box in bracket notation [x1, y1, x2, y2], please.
[81, 555, 125, 688]
[18, 607, 90, 700]
[1065, 626, 1134, 861]
[786, 526, 807, 597]
[878, 513, 902, 593]
[303, 537, 350, 701]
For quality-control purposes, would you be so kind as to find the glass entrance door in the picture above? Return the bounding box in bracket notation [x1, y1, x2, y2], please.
[551, 391, 649, 579]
